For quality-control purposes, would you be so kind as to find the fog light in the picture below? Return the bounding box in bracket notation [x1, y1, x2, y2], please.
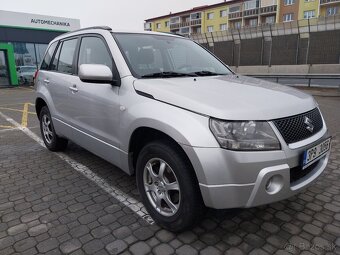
[265, 175, 283, 194]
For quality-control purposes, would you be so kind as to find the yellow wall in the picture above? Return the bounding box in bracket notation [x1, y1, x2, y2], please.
[203, 5, 229, 33]
[152, 18, 171, 33]
[298, 0, 319, 20]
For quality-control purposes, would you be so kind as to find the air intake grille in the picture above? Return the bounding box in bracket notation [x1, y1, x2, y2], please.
[273, 108, 323, 144]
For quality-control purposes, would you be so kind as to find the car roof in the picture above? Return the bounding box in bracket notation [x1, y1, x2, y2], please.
[51, 26, 184, 43]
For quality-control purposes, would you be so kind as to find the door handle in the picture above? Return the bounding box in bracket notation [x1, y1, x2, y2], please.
[44, 79, 50, 84]
[69, 85, 78, 93]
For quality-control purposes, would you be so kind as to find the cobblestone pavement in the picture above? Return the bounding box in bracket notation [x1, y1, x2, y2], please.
[0, 87, 339, 255]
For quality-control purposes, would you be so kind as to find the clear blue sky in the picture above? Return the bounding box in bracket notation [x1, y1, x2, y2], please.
[1, 0, 220, 30]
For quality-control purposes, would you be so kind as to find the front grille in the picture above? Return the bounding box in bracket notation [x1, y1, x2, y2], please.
[273, 108, 323, 144]
[290, 161, 318, 184]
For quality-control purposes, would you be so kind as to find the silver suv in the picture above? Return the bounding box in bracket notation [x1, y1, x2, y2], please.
[35, 26, 331, 231]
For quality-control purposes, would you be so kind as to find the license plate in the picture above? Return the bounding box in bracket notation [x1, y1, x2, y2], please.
[302, 137, 331, 169]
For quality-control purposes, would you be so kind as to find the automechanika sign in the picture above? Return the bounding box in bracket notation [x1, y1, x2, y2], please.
[0, 10, 80, 31]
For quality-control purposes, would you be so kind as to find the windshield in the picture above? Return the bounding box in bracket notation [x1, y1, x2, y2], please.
[113, 33, 232, 78]
[20, 67, 37, 73]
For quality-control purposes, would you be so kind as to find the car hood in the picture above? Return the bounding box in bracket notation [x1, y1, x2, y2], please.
[133, 75, 317, 120]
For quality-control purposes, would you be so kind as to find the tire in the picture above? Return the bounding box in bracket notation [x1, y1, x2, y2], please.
[136, 140, 205, 232]
[39, 106, 68, 151]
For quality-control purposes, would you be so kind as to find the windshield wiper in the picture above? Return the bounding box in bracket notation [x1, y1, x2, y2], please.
[190, 71, 227, 76]
[141, 71, 197, 78]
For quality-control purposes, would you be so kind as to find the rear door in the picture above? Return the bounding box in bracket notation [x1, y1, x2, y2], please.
[46, 37, 80, 137]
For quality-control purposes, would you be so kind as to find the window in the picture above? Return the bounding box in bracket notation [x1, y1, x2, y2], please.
[244, 0, 258, 10]
[303, 10, 315, 19]
[40, 41, 58, 70]
[50, 43, 61, 71]
[207, 26, 214, 32]
[249, 18, 258, 27]
[304, 0, 314, 2]
[283, 13, 294, 22]
[207, 13, 214, 20]
[114, 33, 232, 78]
[57, 39, 78, 74]
[284, 0, 295, 5]
[78, 37, 113, 70]
[170, 17, 180, 24]
[229, 6, 241, 13]
[326, 7, 337, 16]
[220, 10, 228, 17]
[165, 21, 170, 27]
[156, 23, 161, 29]
[220, 24, 228, 31]
[190, 12, 201, 20]
[265, 16, 275, 24]
[232, 21, 242, 29]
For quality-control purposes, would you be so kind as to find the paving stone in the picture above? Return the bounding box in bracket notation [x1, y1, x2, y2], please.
[223, 234, 242, 246]
[129, 241, 151, 255]
[153, 243, 174, 255]
[244, 233, 266, 248]
[324, 224, 340, 236]
[133, 226, 154, 241]
[0, 236, 15, 249]
[7, 223, 28, 235]
[224, 247, 245, 255]
[282, 223, 301, 235]
[106, 240, 128, 255]
[176, 244, 198, 255]
[14, 237, 37, 252]
[261, 222, 280, 234]
[82, 239, 105, 254]
[155, 229, 175, 242]
[177, 231, 197, 244]
[113, 226, 131, 239]
[303, 224, 323, 236]
[200, 246, 222, 255]
[91, 226, 111, 239]
[200, 232, 220, 245]
[249, 248, 269, 255]
[60, 239, 82, 254]
[36, 237, 59, 253]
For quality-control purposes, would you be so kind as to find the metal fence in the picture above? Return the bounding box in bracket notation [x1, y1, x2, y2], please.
[190, 15, 340, 66]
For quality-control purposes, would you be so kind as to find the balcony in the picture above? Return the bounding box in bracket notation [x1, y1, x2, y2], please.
[170, 23, 180, 29]
[243, 8, 259, 17]
[229, 12, 243, 20]
[320, 0, 340, 4]
[179, 21, 190, 27]
[260, 5, 277, 14]
[191, 19, 202, 26]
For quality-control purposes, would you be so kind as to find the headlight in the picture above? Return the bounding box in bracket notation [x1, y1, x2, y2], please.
[209, 118, 281, 151]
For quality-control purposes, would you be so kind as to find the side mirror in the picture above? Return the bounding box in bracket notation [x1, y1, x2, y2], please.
[79, 64, 117, 85]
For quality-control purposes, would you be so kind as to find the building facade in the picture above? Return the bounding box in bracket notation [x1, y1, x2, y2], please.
[0, 10, 80, 87]
[144, 0, 340, 35]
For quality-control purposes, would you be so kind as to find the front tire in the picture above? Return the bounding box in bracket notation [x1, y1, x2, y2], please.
[136, 140, 205, 232]
[39, 106, 68, 151]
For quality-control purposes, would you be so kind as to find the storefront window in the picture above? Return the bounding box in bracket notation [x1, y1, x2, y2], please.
[35, 44, 48, 66]
[9, 42, 37, 68]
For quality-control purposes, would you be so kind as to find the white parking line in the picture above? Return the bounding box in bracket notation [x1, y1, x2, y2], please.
[0, 111, 154, 225]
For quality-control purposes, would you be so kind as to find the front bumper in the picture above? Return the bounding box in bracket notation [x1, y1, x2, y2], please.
[182, 122, 330, 209]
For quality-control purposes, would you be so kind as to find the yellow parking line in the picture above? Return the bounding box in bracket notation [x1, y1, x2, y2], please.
[21, 103, 29, 128]
[0, 125, 15, 129]
[0, 107, 35, 115]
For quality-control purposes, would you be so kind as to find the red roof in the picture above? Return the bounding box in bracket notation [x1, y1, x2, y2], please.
[145, 0, 243, 22]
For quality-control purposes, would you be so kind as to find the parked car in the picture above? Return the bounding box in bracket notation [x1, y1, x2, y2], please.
[17, 65, 37, 85]
[35, 27, 331, 232]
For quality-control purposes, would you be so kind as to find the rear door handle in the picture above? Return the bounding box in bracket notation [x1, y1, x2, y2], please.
[69, 85, 78, 93]
[44, 79, 50, 84]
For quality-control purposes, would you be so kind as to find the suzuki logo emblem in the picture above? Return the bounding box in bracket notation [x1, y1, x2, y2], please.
[304, 117, 314, 133]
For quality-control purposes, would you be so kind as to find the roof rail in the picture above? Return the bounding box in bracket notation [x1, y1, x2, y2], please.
[69, 26, 112, 33]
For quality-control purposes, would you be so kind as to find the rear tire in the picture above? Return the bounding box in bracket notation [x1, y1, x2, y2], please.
[39, 106, 68, 151]
[136, 140, 205, 232]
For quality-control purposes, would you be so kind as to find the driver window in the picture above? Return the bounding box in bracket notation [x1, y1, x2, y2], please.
[78, 37, 113, 70]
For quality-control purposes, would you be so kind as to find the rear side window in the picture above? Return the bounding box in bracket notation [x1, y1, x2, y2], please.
[40, 41, 58, 70]
[78, 37, 113, 70]
[50, 44, 61, 71]
[57, 39, 78, 74]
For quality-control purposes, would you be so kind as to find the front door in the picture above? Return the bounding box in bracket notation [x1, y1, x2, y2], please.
[0, 51, 10, 87]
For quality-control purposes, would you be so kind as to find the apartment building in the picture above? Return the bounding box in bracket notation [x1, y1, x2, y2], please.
[144, 0, 339, 35]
